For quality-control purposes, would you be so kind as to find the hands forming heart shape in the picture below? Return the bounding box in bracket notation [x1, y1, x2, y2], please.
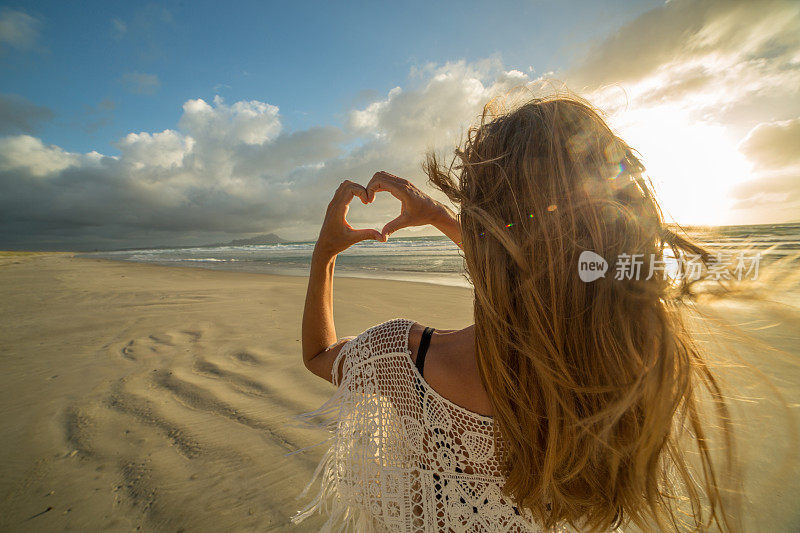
[314, 171, 448, 257]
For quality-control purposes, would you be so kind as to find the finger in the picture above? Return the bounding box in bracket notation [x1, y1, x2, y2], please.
[366, 171, 409, 203]
[337, 180, 370, 203]
[349, 182, 370, 204]
[351, 228, 383, 244]
[376, 170, 402, 181]
[332, 181, 369, 215]
[381, 214, 410, 239]
[367, 171, 406, 190]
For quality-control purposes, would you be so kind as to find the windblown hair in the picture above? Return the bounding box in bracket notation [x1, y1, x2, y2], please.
[424, 93, 737, 531]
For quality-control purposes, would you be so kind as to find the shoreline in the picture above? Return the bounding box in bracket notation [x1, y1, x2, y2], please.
[0, 254, 797, 531]
[81, 254, 474, 289]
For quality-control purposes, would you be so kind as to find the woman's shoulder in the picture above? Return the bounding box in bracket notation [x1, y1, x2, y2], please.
[333, 318, 415, 385]
[407, 322, 494, 418]
[343, 318, 415, 362]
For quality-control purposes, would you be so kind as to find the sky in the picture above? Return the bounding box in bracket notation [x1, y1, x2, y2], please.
[0, 0, 798, 250]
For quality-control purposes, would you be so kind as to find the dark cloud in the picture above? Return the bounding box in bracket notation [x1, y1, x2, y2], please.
[732, 173, 800, 204]
[739, 118, 800, 169]
[570, 0, 800, 89]
[121, 71, 161, 95]
[568, 0, 800, 128]
[729, 118, 800, 223]
[730, 170, 800, 224]
[0, 94, 54, 134]
[80, 99, 116, 134]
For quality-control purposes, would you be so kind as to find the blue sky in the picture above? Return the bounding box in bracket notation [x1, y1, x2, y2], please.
[1, 0, 799, 249]
[5, 0, 660, 154]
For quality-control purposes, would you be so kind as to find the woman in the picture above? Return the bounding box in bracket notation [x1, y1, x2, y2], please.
[296, 95, 736, 532]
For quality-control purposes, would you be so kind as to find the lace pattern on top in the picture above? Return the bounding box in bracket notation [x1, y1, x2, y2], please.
[292, 318, 571, 532]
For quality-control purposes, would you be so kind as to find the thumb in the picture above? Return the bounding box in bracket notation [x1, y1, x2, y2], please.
[351, 228, 382, 243]
[381, 215, 408, 240]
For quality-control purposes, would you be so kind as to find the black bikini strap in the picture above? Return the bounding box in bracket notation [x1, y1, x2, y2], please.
[416, 326, 434, 377]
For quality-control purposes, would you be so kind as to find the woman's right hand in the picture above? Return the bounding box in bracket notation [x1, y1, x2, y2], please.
[366, 171, 455, 241]
[315, 180, 382, 258]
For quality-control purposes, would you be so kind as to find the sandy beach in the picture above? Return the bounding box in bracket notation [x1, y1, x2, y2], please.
[0, 254, 798, 531]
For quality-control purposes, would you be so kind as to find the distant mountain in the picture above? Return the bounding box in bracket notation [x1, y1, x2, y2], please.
[101, 233, 289, 252]
[220, 233, 287, 246]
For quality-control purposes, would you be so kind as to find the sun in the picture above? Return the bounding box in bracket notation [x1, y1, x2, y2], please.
[607, 105, 753, 227]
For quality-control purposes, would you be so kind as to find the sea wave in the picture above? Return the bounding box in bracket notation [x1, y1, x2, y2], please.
[80, 224, 800, 288]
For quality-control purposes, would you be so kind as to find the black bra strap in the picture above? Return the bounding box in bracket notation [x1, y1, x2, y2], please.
[416, 326, 434, 377]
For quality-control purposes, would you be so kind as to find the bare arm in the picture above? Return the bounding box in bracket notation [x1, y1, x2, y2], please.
[430, 203, 462, 249]
[302, 172, 462, 383]
[302, 181, 381, 382]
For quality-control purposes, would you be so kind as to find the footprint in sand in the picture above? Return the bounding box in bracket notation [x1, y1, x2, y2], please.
[115, 330, 198, 363]
[58, 324, 327, 530]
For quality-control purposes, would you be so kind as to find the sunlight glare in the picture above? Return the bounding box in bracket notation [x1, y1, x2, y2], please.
[606, 105, 752, 226]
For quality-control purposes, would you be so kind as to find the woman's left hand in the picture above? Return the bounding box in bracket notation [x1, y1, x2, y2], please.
[314, 180, 383, 258]
[366, 171, 450, 240]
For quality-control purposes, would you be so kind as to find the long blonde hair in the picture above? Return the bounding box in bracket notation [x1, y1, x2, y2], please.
[424, 94, 737, 531]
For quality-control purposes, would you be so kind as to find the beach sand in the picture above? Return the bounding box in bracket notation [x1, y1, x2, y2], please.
[0, 254, 797, 531]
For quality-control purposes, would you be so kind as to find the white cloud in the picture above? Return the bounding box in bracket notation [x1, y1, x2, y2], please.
[349, 87, 402, 132]
[0, 8, 41, 50]
[0, 135, 78, 177]
[116, 130, 194, 169]
[346, 59, 533, 153]
[180, 96, 281, 146]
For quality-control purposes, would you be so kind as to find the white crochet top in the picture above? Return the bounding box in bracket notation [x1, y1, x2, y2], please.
[293, 318, 571, 532]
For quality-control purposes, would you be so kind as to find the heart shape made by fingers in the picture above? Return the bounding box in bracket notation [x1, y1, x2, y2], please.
[345, 189, 405, 242]
[366, 171, 432, 240]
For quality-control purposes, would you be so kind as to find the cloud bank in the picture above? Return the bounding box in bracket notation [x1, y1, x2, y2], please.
[570, 0, 800, 225]
[1, 0, 798, 250]
[0, 66, 526, 249]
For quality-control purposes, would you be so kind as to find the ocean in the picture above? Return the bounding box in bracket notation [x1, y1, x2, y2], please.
[82, 222, 800, 290]
[84, 235, 471, 287]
